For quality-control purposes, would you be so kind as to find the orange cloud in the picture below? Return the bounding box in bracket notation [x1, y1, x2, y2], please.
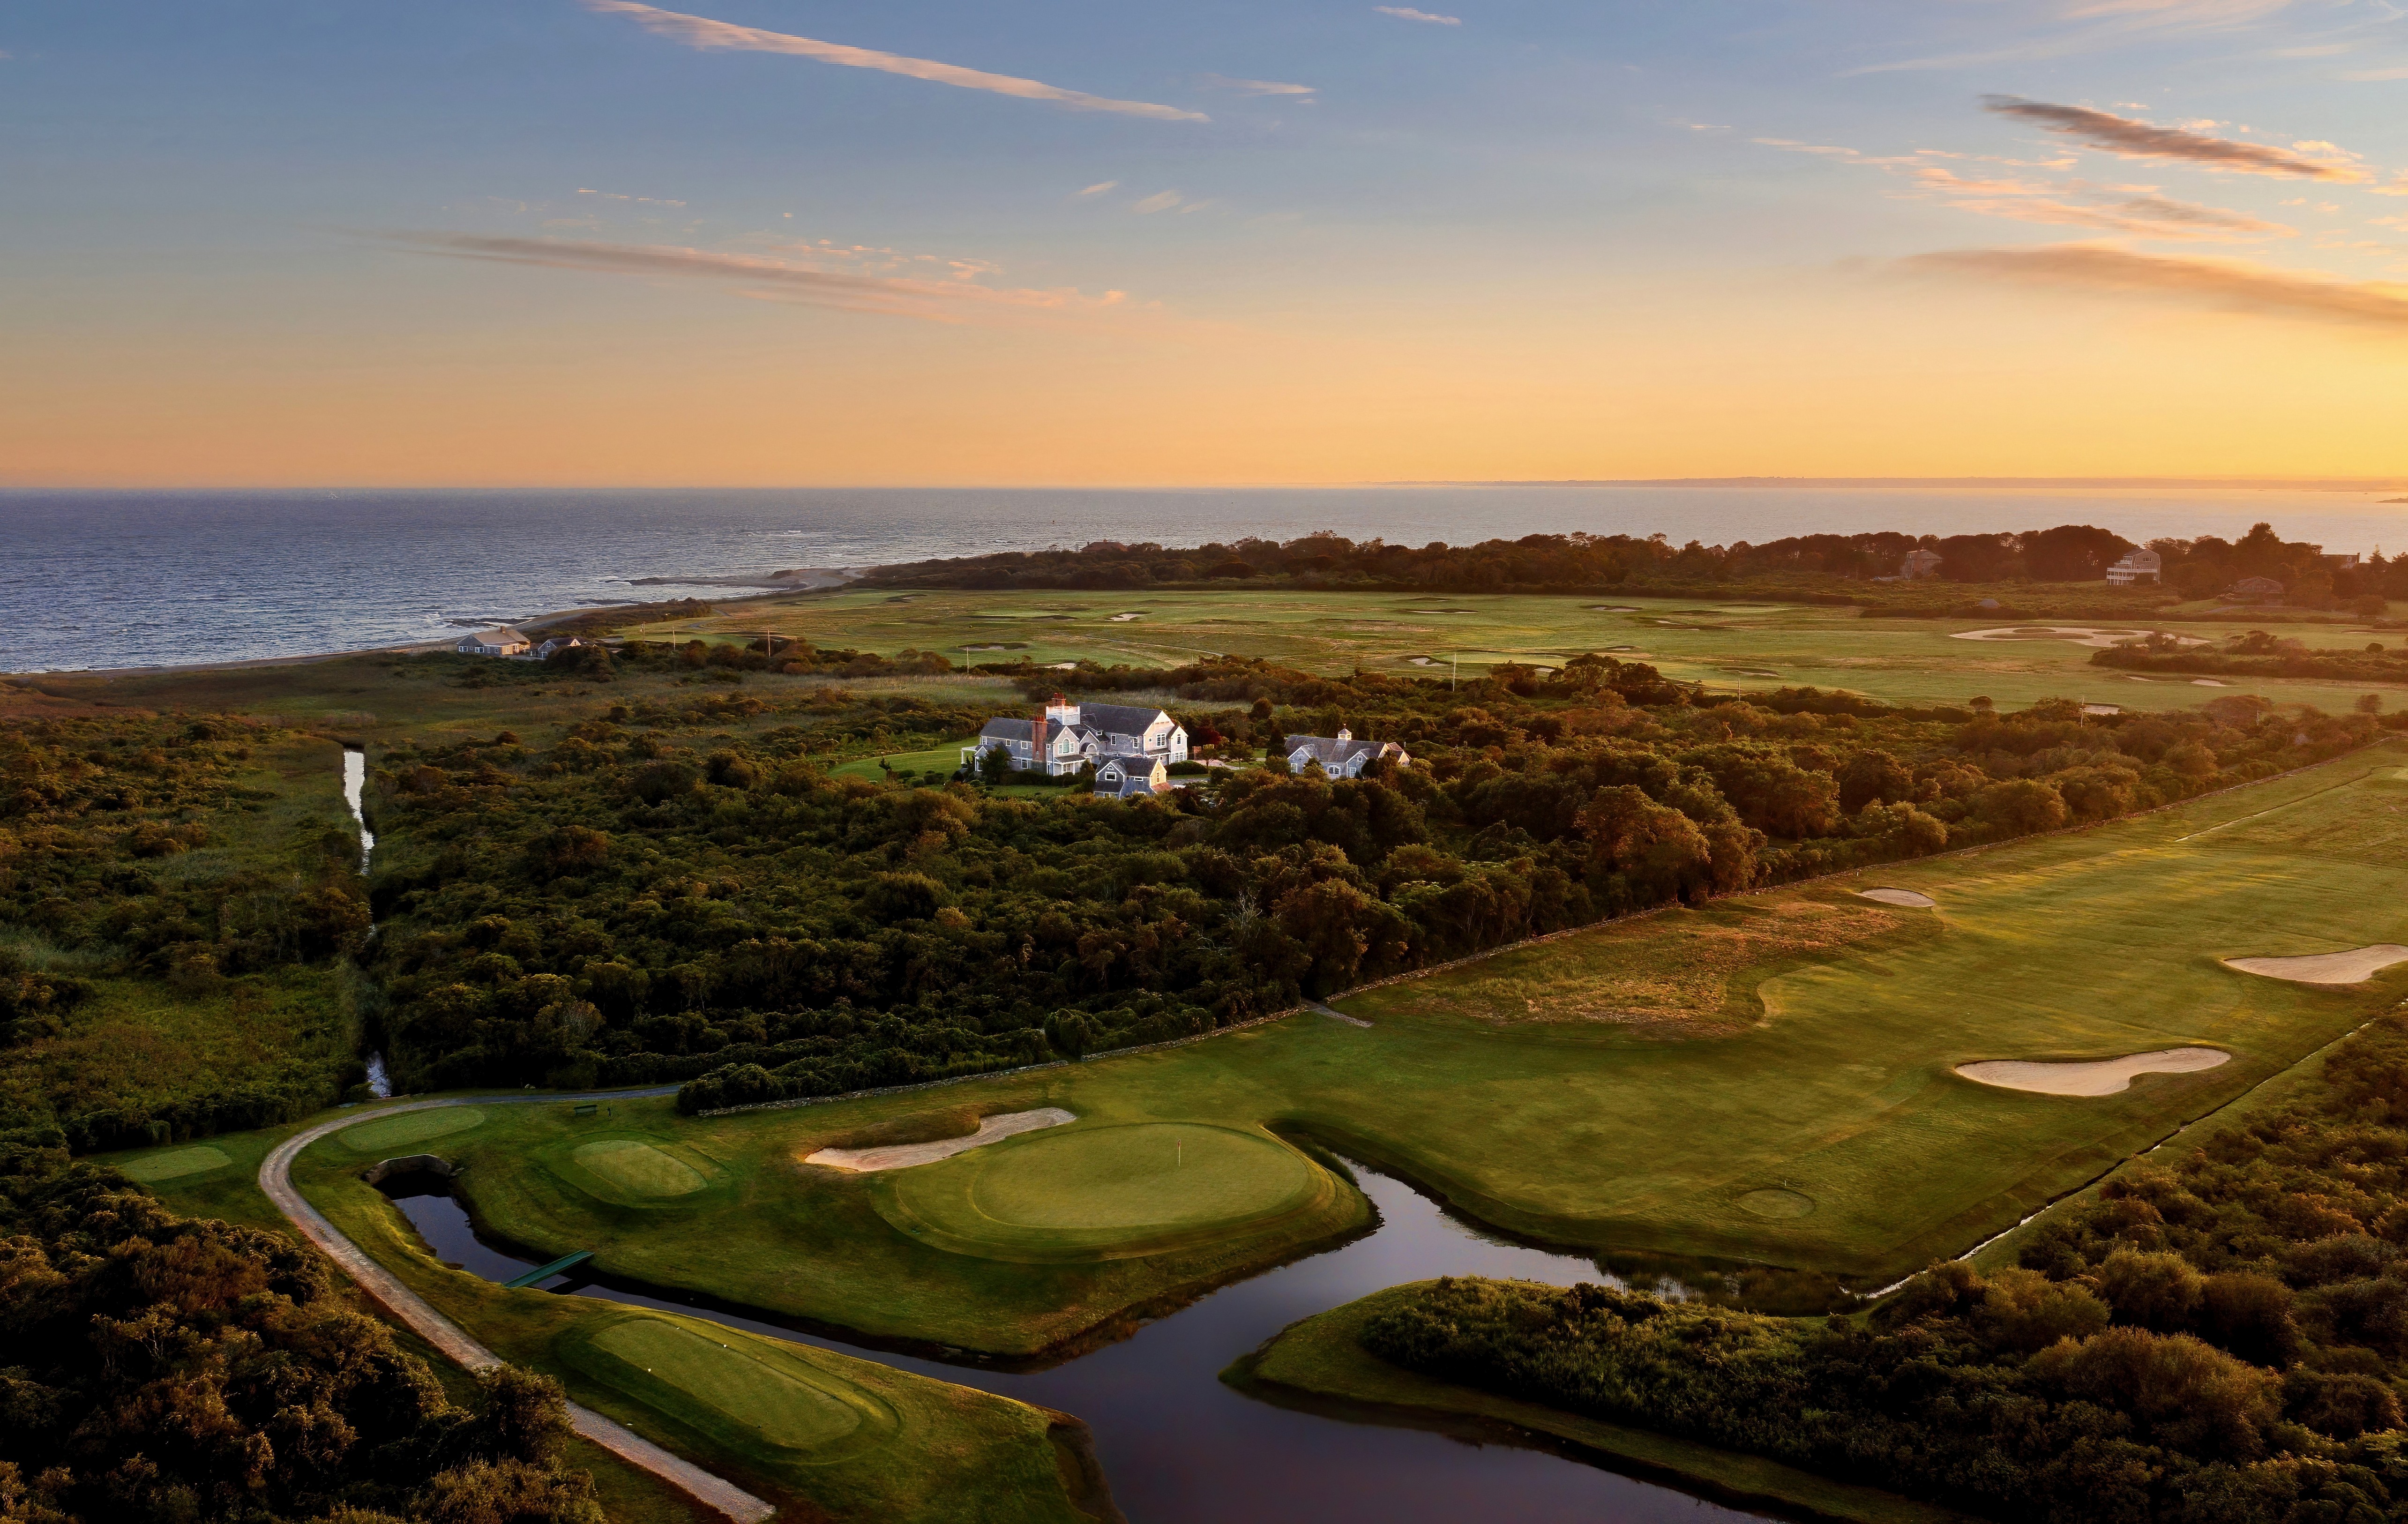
[1897, 243, 2408, 330]
[373, 232, 1149, 328]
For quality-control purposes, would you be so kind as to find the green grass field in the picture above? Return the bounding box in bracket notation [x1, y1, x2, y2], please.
[121, 1108, 1116, 1524]
[153, 738, 2399, 1359]
[627, 585, 2408, 714]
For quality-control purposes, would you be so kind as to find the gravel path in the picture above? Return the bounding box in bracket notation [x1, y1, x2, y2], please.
[259, 1094, 777, 1524]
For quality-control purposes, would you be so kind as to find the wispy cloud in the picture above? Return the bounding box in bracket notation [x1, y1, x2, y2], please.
[1195, 72, 1316, 97]
[576, 187, 688, 208]
[1896, 243, 2408, 331]
[580, 0, 1207, 121]
[2339, 64, 2408, 80]
[372, 231, 1150, 327]
[1907, 165, 2296, 239]
[1077, 181, 1120, 197]
[1132, 190, 1185, 213]
[1858, 0, 2306, 73]
[1374, 6, 1462, 23]
[1981, 97, 2371, 181]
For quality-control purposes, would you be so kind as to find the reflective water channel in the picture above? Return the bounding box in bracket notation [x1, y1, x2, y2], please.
[387, 1162, 1772, 1523]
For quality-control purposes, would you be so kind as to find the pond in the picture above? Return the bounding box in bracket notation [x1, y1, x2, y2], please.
[385, 1158, 1776, 1523]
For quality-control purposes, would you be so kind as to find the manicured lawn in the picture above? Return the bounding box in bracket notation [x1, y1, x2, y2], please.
[254, 741, 2408, 1357]
[830, 737, 979, 782]
[126, 1106, 1115, 1524]
[624, 585, 2408, 713]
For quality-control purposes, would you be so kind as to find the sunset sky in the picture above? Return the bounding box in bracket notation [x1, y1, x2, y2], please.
[5, 0, 2407, 485]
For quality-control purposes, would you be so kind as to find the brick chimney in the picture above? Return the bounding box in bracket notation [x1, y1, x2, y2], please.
[1032, 705, 1047, 774]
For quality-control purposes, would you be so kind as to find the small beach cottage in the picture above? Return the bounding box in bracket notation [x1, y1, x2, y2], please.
[455, 627, 531, 657]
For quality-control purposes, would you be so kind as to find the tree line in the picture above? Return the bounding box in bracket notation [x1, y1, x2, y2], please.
[848, 523, 2402, 611]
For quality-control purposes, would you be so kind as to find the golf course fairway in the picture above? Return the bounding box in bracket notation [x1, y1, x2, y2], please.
[355, 741, 2408, 1358]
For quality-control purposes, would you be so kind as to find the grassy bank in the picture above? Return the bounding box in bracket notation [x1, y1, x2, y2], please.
[1233, 1284, 1970, 1524]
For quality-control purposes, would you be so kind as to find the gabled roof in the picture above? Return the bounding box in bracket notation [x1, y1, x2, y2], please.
[459, 627, 527, 647]
[978, 717, 1037, 741]
[1076, 702, 1176, 737]
[1285, 732, 1379, 768]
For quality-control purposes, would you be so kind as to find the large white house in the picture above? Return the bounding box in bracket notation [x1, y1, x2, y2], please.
[2105, 548, 2163, 586]
[456, 627, 531, 657]
[965, 695, 1188, 778]
[1283, 728, 1409, 778]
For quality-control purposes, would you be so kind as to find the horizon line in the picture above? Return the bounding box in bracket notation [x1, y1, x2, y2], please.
[4, 475, 2408, 493]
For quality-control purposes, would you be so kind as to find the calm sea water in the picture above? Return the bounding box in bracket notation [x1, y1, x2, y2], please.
[4, 486, 2401, 673]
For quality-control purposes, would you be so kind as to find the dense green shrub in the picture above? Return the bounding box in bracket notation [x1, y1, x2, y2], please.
[0, 1150, 600, 1523]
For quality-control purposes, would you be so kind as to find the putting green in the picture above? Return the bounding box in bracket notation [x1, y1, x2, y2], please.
[119, 1145, 232, 1183]
[339, 1107, 485, 1152]
[571, 1139, 707, 1198]
[875, 1122, 1327, 1262]
[573, 1315, 897, 1458]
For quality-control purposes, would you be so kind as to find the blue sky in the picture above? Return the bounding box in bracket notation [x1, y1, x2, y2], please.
[5, 0, 2406, 483]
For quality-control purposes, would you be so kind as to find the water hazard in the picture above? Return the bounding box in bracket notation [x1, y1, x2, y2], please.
[384, 1163, 1772, 1523]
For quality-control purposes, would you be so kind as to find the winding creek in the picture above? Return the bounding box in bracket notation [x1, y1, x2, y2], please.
[386, 1165, 1769, 1523]
[336, 743, 1772, 1520]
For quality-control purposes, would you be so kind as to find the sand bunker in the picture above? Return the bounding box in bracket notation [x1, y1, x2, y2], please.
[1857, 888, 1936, 908]
[2192, 679, 2229, 687]
[806, 1107, 1077, 1173]
[1109, 613, 1144, 622]
[1957, 1048, 2228, 1096]
[1950, 626, 2200, 649]
[2224, 946, 2408, 986]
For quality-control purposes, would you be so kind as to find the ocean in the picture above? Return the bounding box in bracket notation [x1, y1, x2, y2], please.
[3, 485, 2402, 674]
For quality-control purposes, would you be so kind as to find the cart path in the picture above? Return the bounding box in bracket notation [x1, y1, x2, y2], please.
[260, 1093, 777, 1524]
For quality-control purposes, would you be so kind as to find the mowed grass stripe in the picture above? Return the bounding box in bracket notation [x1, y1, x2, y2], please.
[339, 1107, 486, 1152]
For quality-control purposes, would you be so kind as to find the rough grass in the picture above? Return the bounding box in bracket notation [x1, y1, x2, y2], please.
[0, 733, 364, 1136]
[117, 1144, 233, 1182]
[1359, 893, 1928, 1032]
